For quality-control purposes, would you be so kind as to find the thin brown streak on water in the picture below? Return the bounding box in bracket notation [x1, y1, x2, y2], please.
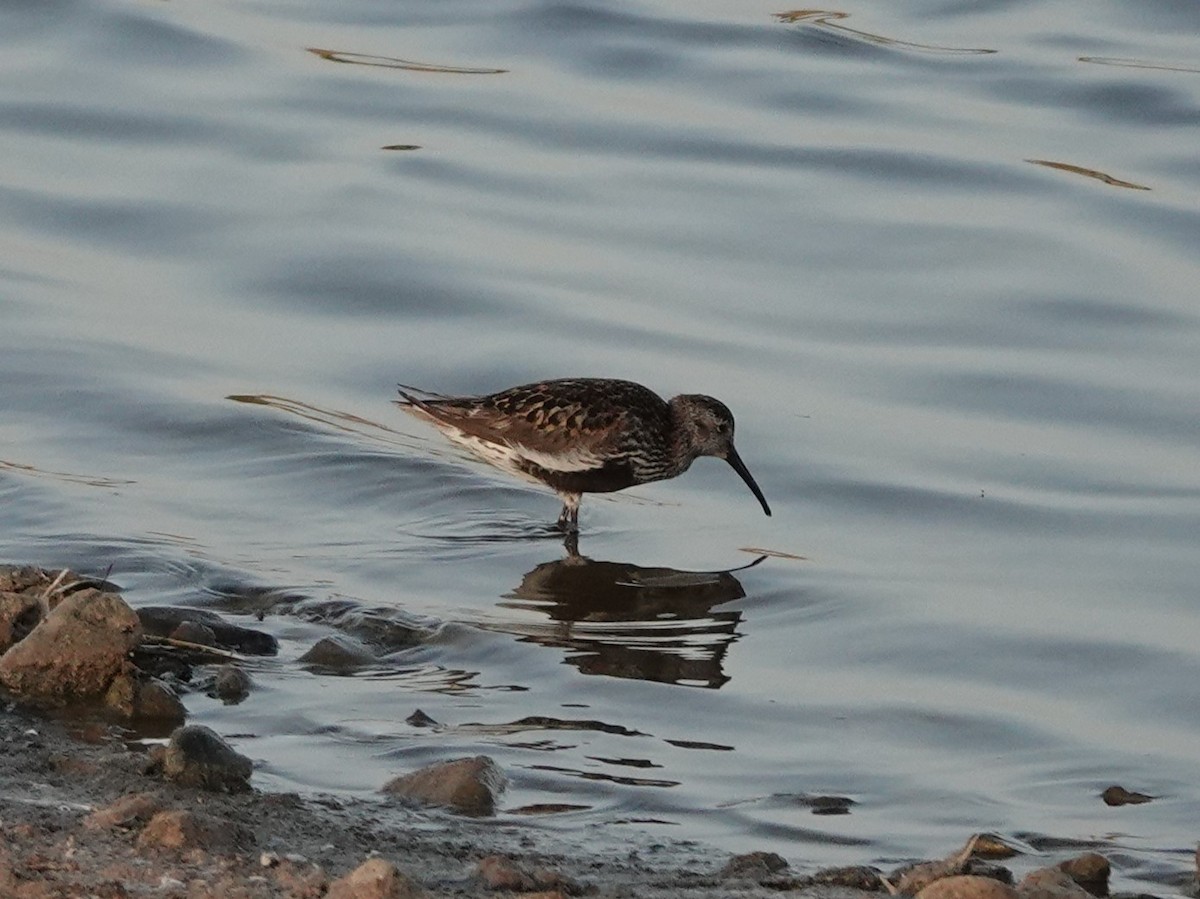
[738, 547, 807, 561]
[1078, 56, 1200, 75]
[305, 48, 508, 75]
[526, 764, 680, 789]
[773, 10, 998, 55]
[0, 459, 136, 489]
[1025, 159, 1152, 191]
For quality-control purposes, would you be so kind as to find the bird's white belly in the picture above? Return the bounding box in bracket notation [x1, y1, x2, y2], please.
[435, 426, 604, 483]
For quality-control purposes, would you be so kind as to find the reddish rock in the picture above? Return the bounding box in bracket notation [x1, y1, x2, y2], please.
[382, 756, 505, 816]
[0, 589, 140, 706]
[475, 855, 579, 893]
[917, 875, 1020, 899]
[84, 792, 164, 830]
[477, 854, 538, 891]
[326, 858, 424, 899]
[270, 858, 329, 898]
[1018, 867, 1095, 899]
[136, 809, 251, 853]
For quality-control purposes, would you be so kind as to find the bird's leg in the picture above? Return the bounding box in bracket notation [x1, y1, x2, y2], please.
[556, 493, 581, 533]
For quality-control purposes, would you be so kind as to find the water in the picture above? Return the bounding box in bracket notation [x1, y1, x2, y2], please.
[3, 0, 1199, 888]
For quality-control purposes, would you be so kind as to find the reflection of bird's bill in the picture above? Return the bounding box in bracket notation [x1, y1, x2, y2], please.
[725, 447, 771, 517]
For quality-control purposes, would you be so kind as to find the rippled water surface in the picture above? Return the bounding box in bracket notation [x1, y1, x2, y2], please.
[3, 0, 1199, 887]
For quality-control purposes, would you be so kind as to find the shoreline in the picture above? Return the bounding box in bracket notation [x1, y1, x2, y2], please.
[0, 702, 868, 898]
[0, 565, 1192, 898]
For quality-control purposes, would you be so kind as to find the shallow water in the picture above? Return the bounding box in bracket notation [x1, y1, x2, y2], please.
[3, 0, 1199, 887]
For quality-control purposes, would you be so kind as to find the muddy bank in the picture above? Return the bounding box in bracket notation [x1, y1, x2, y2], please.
[0, 565, 1194, 898]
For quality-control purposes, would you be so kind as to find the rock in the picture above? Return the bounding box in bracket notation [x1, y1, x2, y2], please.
[0, 591, 43, 653]
[134, 677, 187, 722]
[1019, 868, 1096, 899]
[104, 671, 186, 724]
[213, 664, 251, 703]
[796, 793, 855, 815]
[1057, 853, 1110, 896]
[271, 857, 329, 898]
[475, 855, 578, 893]
[84, 792, 164, 830]
[136, 809, 252, 853]
[974, 835, 1020, 860]
[160, 725, 253, 792]
[298, 634, 377, 670]
[476, 855, 537, 891]
[810, 865, 886, 890]
[169, 621, 218, 646]
[327, 858, 424, 899]
[406, 709, 438, 727]
[290, 599, 431, 653]
[0, 589, 140, 706]
[720, 851, 790, 879]
[137, 606, 278, 655]
[917, 875, 1020, 899]
[382, 756, 505, 816]
[1101, 785, 1153, 806]
[0, 566, 114, 611]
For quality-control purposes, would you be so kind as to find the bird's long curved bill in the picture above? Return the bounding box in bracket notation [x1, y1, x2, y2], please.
[725, 447, 772, 517]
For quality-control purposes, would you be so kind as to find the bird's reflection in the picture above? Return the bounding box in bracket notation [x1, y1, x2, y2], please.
[494, 540, 765, 689]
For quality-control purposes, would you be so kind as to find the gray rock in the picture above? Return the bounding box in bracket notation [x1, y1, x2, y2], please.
[137, 606, 278, 655]
[299, 634, 377, 670]
[213, 664, 251, 703]
[161, 724, 252, 793]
